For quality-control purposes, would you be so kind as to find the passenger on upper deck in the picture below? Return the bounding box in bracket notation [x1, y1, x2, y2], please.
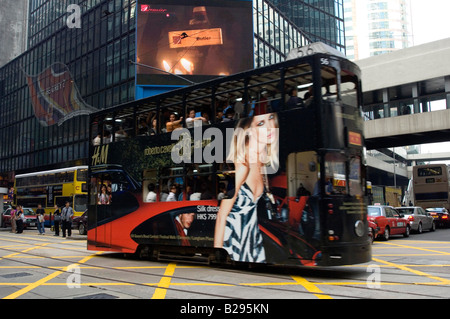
[221, 108, 235, 122]
[149, 115, 158, 135]
[286, 87, 304, 109]
[186, 108, 207, 128]
[166, 113, 184, 132]
[303, 86, 315, 107]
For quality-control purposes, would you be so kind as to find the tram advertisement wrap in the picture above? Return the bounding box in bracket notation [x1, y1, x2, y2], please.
[91, 111, 333, 265]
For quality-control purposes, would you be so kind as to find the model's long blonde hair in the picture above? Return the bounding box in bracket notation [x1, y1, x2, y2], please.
[227, 113, 279, 174]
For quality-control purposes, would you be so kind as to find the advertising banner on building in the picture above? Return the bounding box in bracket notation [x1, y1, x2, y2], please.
[136, 0, 254, 86]
[25, 62, 96, 127]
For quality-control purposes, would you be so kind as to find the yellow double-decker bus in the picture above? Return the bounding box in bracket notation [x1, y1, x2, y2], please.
[14, 166, 88, 226]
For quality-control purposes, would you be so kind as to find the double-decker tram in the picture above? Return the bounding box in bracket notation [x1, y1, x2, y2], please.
[88, 44, 371, 266]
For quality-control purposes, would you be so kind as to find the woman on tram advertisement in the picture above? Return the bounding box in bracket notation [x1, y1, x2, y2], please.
[214, 113, 279, 263]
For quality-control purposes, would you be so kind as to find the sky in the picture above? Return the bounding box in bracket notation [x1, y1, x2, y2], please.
[410, 0, 450, 45]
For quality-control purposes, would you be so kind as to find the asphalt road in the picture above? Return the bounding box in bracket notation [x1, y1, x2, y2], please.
[0, 226, 449, 304]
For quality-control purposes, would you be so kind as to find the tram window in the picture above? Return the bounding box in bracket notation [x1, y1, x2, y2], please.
[185, 91, 212, 127]
[161, 98, 184, 133]
[109, 172, 131, 193]
[287, 151, 318, 198]
[91, 171, 133, 205]
[349, 157, 363, 196]
[160, 178, 179, 202]
[321, 66, 337, 102]
[158, 166, 184, 202]
[92, 177, 112, 206]
[137, 115, 149, 136]
[215, 80, 245, 120]
[341, 70, 358, 109]
[324, 153, 347, 195]
[186, 164, 216, 200]
[143, 169, 158, 203]
[215, 98, 227, 122]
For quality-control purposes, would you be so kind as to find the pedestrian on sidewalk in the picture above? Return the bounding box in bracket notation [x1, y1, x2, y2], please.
[15, 205, 24, 234]
[10, 206, 17, 233]
[36, 204, 45, 235]
[61, 201, 74, 238]
[53, 204, 61, 236]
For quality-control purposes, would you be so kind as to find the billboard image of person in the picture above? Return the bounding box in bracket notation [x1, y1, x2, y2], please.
[136, 0, 254, 85]
[214, 113, 279, 263]
[174, 212, 195, 246]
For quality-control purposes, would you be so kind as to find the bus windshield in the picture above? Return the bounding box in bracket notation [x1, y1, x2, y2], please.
[74, 195, 88, 212]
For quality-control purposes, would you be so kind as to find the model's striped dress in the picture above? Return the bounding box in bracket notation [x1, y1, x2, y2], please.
[223, 183, 266, 263]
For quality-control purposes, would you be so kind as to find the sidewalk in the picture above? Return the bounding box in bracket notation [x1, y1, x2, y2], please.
[0, 227, 87, 240]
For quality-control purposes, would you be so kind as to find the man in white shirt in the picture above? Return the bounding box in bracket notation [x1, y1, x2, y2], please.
[186, 109, 206, 128]
[146, 183, 157, 202]
[61, 201, 74, 238]
[166, 185, 178, 202]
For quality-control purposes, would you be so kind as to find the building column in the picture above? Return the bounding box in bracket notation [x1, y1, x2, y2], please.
[421, 99, 429, 112]
[412, 83, 420, 114]
[445, 76, 450, 109]
[383, 88, 390, 118]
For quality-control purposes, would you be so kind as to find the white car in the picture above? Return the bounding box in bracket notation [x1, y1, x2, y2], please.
[396, 206, 435, 233]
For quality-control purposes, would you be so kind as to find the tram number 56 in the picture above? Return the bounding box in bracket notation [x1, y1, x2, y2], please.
[320, 58, 330, 65]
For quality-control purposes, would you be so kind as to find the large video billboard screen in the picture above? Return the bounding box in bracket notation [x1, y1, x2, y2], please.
[136, 0, 254, 86]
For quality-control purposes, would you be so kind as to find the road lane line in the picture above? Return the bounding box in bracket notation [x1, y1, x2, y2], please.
[372, 258, 450, 285]
[2, 251, 104, 299]
[291, 276, 333, 299]
[151, 263, 177, 299]
[0, 242, 51, 262]
[379, 242, 450, 256]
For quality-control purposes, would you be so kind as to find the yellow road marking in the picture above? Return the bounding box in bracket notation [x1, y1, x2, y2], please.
[373, 254, 447, 257]
[151, 263, 177, 299]
[372, 258, 450, 285]
[378, 242, 450, 256]
[291, 276, 333, 299]
[2, 251, 104, 299]
[0, 243, 51, 262]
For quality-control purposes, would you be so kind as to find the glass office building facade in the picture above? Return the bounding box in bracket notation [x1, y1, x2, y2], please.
[0, 0, 137, 179]
[253, 0, 310, 67]
[269, 0, 346, 52]
[0, 0, 335, 181]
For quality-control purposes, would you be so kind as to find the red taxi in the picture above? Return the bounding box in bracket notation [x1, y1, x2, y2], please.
[1, 208, 38, 229]
[367, 205, 410, 241]
[426, 208, 450, 228]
